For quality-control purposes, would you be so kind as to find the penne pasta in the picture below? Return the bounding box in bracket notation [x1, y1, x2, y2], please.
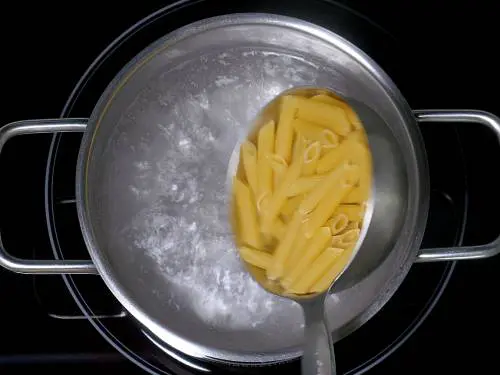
[288, 247, 344, 294]
[275, 95, 298, 163]
[233, 178, 262, 249]
[343, 221, 360, 231]
[239, 246, 273, 270]
[312, 93, 362, 130]
[316, 137, 370, 174]
[331, 228, 360, 249]
[280, 194, 305, 219]
[267, 153, 288, 187]
[292, 134, 306, 163]
[303, 179, 357, 238]
[321, 129, 340, 148]
[282, 227, 331, 288]
[286, 175, 324, 197]
[272, 218, 287, 241]
[240, 141, 258, 196]
[292, 119, 339, 149]
[335, 204, 365, 222]
[261, 156, 303, 231]
[285, 229, 308, 272]
[299, 161, 360, 216]
[257, 120, 275, 198]
[294, 96, 351, 136]
[267, 213, 303, 280]
[302, 141, 321, 176]
[343, 185, 369, 204]
[232, 91, 372, 295]
[327, 213, 349, 235]
[309, 247, 351, 293]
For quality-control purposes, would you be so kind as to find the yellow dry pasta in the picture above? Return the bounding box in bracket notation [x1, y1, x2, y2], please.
[280, 194, 304, 219]
[303, 177, 358, 238]
[294, 96, 351, 136]
[232, 91, 372, 295]
[343, 221, 360, 231]
[267, 154, 288, 175]
[316, 137, 369, 174]
[267, 153, 288, 187]
[239, 246, 273, 270]
[240, 141, 258, 197]
[288, 247, 344, 294]
[343, 185, 369, 204]
[282, 226, 331, 288]
[285, 230, 308, 273]
[309, 247, 350, 293]
[267, 213, 303, 280]
[256, 192, 270, 214]
[293, 119, 340, 149]
[275, 96, 298, 163]
[312, 94, 362, 130]
[335, 204, 365, 222]
[233, 178, 262, 249]
[257, 120, 275, 199]
[299, 161, 360, 216]
[272, 218, 287, 241]
[302, 141, 321, 176]
[286, 175, 324, 197]
[331, 228, 360, 249]
[261, 156, 303, 231]
[327, 213, 349, 235]
[292, 134, 306, 163]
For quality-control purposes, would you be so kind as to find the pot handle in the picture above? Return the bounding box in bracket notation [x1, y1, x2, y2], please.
[0, 119, 98, 274]
[414, 109, 500, 262]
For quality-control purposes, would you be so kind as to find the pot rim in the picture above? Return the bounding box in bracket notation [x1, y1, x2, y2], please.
[75, 12, 429, 363]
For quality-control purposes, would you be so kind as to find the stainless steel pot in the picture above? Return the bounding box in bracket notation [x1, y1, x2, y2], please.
[1, 13, 500, 365]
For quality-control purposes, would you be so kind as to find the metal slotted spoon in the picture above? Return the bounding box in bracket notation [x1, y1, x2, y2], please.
[238, 87, 384, 375]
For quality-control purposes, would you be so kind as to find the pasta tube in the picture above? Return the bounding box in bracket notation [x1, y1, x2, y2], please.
[327, 213, 349, 235]
[312, 94, 362, 130]
[280, 194, 305, 220]
[293, 119, 339, 149]
[299, 162, 360, 216]
[335, 204, 365, 222]
[261, 156, 303, 230]
[240, 141, 258, 196]
[309, 247, 351, 293]
[343, 185, 369, 204]
[294, 96, 351, 136]
[303, 182, 357, 238]
[302, 141, 321, 176]
[331, 228, 360, 249]
[316, 138, 369, 174]
[267, 213, 303, 280]
[239, 246, 273, 270]
[286, 175, 324, 197]
[288, 247, 344, 294]
[257, 120, 275, 198]
[275, 95, 298, 163]
[233, 178, 262, 249]
[267, 153, 288, 187]
[282, 227, 331, 288]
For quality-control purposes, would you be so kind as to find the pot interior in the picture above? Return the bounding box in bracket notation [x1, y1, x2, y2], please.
[77, 13, 428, 363]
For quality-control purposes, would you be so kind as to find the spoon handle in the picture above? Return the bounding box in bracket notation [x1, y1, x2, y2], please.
[301, 299, 336, 375]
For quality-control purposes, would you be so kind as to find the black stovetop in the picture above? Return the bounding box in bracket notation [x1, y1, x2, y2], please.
[1, 1, 500, 374]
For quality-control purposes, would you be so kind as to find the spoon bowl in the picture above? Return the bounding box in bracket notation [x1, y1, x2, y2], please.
[234, 86, 376, 375]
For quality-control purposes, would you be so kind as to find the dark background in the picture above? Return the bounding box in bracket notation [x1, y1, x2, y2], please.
[0, 1, 499, 374]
